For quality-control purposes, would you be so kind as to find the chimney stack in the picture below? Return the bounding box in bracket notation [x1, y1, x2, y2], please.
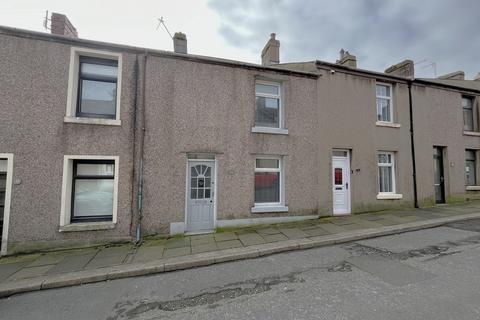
[173, 32, 187, 54]
[385, 59, 414, 78]
[438, 71, 465, 80]
[261, 33, 280, 66]
[336, 49, 357, 68]
[50, 12, 78, 38]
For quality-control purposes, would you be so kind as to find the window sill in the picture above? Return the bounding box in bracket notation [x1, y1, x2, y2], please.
[59, 221, 115, 232]
[376, 121, 401, 128]
[251, 205, 289, 213]
[251, 127, 289, 135]
[64, 116, 121, 126]
[376, 193, 403, 200]
[466, 186, 480, 191]
[463, 131, 480, 137]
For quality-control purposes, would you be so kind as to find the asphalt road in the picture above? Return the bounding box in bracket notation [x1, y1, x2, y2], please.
[2, 219, 480, 320]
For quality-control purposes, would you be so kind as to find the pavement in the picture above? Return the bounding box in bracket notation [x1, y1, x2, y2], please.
[1, 201, 480, 298]
[3, 217, 480, 319]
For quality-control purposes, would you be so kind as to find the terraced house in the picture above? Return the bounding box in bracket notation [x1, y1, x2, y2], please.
[1, 13, 479, 255]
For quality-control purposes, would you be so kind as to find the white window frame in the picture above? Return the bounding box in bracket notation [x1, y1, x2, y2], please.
[60, 155, 119, 232]
[377, 151, 396, 195]
[375, 82, 393, 124]
[64, 47, 122, 126]
[252, 80, 288, 135]
[251, 156, 288, 213]
[0, 153, 13, 256]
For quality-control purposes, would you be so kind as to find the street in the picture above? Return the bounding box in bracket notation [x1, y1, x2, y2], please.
[2, 219, 480, 320]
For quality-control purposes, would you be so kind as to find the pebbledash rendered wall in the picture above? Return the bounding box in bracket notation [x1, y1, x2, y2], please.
[0, 31, 137, 252]
[1, 26, 480, 254]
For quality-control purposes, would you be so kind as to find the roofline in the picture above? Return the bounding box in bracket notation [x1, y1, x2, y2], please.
[413, 78, 480, 95]
[315, 60, 409, 82]
[315, 60, 480, 94]
[0, 25, 319, 79]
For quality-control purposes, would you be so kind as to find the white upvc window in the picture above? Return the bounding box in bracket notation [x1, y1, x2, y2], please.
[252, 80, 288, 135]
[60, 155, 119, 232]
[251, 156, 288, 213]
[376, 83, 393, 123]
[378, 152, 396, 194]
[65, 47, 123, 126]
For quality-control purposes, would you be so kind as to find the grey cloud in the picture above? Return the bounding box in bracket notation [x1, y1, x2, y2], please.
[208, 0, 480, 78]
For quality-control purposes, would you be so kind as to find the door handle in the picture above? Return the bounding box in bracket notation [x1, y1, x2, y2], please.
[346, 182, 348, 190]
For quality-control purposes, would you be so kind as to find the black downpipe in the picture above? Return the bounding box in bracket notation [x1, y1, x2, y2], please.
[408, 80, 419, 208]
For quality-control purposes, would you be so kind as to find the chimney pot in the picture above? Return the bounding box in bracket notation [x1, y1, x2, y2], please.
[50, 12, 78, 38]
[336, 49, 357, 68]
[261, 33, 280, 66]
[173, 32, 188, 54]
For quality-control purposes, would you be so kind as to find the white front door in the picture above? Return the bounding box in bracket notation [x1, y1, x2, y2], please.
[186, 160, 215, 232]
[332, 151, 351, 215]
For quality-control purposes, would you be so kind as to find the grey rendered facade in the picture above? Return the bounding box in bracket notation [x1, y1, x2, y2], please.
[1, 16, 480, 255]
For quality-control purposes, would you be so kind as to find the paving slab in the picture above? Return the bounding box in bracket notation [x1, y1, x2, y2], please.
[216, 239, 243, 250]
[162, 246, 191, 258]
[0, 262, 29, 282]
[262, 233, 288, 243]
[191, 243, 218, 254]
[26, 252, 73, 267]
[238, 233, 266, 246]
[164, 238, 190, 249]
[304, 227, 331, 237]
[256, 228, 281, 235]
[318, 223, 348, 234]
[190, 234, 215, 246]
[132, 246, 164, 263]
[356, 226, 479, 253]
[279, 228, 309, 239]
[7, 265, 54, 281]
[46, 250, 98, 274]
[347, 254, 435, 286]
[214, 232, 238, 242]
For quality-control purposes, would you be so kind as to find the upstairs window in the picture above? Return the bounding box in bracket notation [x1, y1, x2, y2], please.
[77, 57, 118, 119]
[465, 150, 477, 186]
[255, 81, 282, 128]
[376, 83, 393, 122]
[463, 96, 474, 131]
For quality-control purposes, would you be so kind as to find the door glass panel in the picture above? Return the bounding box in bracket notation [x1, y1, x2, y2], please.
[198, 189, 204, 199]
[205, 189, 211, 198]
[198, 178, 205, 188]
[191, 189, 197, 199]
[205, 178, 211, 188]
[191, 178, 197, 188]
[334, 168, 343, 185]
[332, 151, 347, 157]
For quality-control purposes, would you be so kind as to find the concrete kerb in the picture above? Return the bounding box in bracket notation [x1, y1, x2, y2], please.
[1, 211, 480, 298]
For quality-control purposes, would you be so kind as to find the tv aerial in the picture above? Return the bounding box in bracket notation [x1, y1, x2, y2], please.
[156, 17, 173, 39]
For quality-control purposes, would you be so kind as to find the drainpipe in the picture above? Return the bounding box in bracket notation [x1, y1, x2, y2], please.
[130, 52, 148, 244]
[408, 80, 419, 208]
[136, 52, 148, 243]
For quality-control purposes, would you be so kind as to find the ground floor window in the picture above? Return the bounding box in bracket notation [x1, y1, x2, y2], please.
[71, 160, 115, 222]
[255, 157, 281, 205]
[60, 155, 119, 228]
[378, 152, 396, 193]
[465, 150, 477, 186]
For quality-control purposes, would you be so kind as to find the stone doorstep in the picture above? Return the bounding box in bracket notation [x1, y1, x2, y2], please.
[1, 212, 480, 298]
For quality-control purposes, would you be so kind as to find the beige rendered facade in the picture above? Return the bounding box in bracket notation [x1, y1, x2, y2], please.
[1, 16, 480, 254]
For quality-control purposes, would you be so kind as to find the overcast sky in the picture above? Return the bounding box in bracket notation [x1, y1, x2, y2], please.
[1, 0, 479, 78]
